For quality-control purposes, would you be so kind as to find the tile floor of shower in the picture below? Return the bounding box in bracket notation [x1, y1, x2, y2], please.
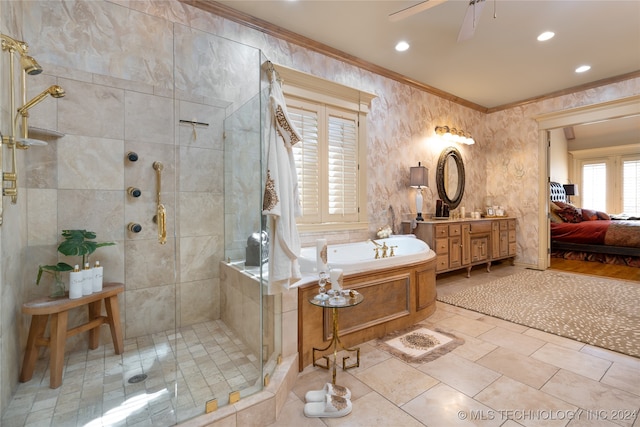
[2, 319, 262, 427]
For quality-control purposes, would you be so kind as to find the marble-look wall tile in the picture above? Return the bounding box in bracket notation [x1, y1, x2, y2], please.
[178, 146, 223, 193]
[26, 189, 58, 246]
[21, 0, 174, 89]
[179, 279, 218, 326]
[57, 189, 124, 242]
[57, 78, 125, 140]
[57, 135, 124, 190]
[179, 235, 220, 282]
[24, 134, 59, 189]
[124, 91, 174, 145]
[125, 284, 176, 337]
[177, 100, 226, 150]
[124, 238, 176, 290]
[178, 192, 221, 237]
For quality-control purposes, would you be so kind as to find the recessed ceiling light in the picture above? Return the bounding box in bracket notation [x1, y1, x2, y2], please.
[537, 31, 555, 41]
[575, 65, 591, 73]
[395, 41, 410, 52]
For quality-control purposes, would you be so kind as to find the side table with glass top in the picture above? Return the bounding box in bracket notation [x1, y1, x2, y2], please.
[308, 290, 364, 385]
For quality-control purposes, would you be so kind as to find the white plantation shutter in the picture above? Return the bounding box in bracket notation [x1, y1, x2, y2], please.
[289, 103, 322, 222]
[327, 109, 358, 221]
[287, 100, 360, 224]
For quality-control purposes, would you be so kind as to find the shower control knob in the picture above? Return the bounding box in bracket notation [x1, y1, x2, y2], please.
[127, 223, 142, 233]
[127, 187, 141, 198]
[126, 151, 139, 162]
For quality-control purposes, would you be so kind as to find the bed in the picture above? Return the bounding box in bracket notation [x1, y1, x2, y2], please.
[549, 182, 640, 266]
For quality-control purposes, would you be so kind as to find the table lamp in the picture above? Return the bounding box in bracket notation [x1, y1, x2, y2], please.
[410, 162, 428, 221]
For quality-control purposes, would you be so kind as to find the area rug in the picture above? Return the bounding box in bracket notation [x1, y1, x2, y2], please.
[437, 269, 640, 358]
[375, 325, 464, 363]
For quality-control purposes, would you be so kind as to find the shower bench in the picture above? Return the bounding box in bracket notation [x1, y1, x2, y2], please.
[20, 282, 124, 389]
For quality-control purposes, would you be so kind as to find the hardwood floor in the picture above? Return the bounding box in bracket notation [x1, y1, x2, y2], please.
[549, 257, 640, 282]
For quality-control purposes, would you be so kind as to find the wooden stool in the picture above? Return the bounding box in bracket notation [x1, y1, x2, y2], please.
[20, 282, 124, 389]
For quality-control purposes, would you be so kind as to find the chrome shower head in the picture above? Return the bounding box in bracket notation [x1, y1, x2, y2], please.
[20, 55, 42, 75]
[17, 85, 65, 116]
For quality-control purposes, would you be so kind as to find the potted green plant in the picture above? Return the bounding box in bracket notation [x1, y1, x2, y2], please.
[37, 229, 115, 297]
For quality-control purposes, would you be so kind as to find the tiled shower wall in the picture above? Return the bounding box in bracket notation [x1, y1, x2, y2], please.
[0, 0, 262, 414]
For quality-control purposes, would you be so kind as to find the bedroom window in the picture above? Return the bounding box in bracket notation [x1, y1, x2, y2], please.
[622, 158, 640, 214]
[582, 162, 607, 212]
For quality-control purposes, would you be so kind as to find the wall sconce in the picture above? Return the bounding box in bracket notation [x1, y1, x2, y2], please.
[563, 184, 578, 203]
[435, 125, 475, 145]
[410, 162, 428, 221]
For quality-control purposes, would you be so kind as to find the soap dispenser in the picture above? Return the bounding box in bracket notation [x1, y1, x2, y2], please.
[69, 265, 83, 299]
[82, 262, 93, 295]
[92, 261, 104, 292]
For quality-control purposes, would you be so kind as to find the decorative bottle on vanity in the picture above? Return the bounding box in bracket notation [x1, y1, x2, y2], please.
[92, 261, 104, 292]
[82, 262, 93, 295]
[69, 265, 83, 299]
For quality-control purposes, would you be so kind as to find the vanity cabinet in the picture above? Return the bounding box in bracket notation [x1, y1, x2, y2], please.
[403, 218, 516, 277]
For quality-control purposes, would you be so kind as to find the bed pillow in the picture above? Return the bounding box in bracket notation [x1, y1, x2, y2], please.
[549, 209, 564, 223]
[557, 205, 583, 223]
[596, 211, 610, 220]
[581, 208, 599, 221]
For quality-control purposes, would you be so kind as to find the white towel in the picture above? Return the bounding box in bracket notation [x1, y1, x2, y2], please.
[262, 66, 303, 292]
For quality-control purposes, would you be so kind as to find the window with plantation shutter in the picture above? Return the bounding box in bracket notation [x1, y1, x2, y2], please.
[327, 110, 358, 221]
[272, 63, 375, 231]
[288, 102, 321, 222]
[287, 99, 361, 224]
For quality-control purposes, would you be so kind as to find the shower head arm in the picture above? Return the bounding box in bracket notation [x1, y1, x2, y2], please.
[0, 34, 29, 55]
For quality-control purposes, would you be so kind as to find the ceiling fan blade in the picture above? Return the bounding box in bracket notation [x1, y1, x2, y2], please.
[389, 0, 448, 22]
[457, 0, 486, 42]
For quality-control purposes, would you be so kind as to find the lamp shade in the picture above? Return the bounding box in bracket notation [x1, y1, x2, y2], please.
[563, 184, 578, 196]
[410, 162, 428, 188]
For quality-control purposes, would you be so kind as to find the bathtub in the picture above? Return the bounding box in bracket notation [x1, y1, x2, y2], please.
[298, 236, 434, 275]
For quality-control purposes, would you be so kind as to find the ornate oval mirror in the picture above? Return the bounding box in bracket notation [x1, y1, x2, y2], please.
[436, 146, 465, 209]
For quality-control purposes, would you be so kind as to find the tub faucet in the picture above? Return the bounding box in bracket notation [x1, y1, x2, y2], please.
[369, 239, 382, 259]
[381, 242, 388, 258]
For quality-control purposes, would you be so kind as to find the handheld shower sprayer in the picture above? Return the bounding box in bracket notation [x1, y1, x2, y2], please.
[18, 85, 65, 117]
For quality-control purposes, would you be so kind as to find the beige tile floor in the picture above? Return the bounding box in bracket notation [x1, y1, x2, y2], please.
[2, 319, 261, 427]
[270, 264, 640, 427]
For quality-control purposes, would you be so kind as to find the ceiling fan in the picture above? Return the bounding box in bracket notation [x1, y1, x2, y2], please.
[389, 0, 488, 42]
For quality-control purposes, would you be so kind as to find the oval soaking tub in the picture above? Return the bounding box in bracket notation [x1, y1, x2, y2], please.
[297, 236, 438, 371]
[299, 236, 434, 275]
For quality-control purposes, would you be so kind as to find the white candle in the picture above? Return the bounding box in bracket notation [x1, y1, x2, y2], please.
[316, 239, 328, 273]
[330, 268, 343, 292]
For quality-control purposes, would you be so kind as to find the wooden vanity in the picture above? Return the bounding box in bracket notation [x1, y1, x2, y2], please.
[403, 217, 516, 277]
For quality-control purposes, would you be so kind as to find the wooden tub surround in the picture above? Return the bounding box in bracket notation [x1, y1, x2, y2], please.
[20, 283, 124, 389]
[298, 257, 436, 371]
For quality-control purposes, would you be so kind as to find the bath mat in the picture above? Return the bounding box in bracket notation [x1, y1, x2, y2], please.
[375, 325, 464, 364]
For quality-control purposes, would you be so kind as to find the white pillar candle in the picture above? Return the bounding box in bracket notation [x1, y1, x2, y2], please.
[316, 239, 328, 273]
[330, 268, 343, 292]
